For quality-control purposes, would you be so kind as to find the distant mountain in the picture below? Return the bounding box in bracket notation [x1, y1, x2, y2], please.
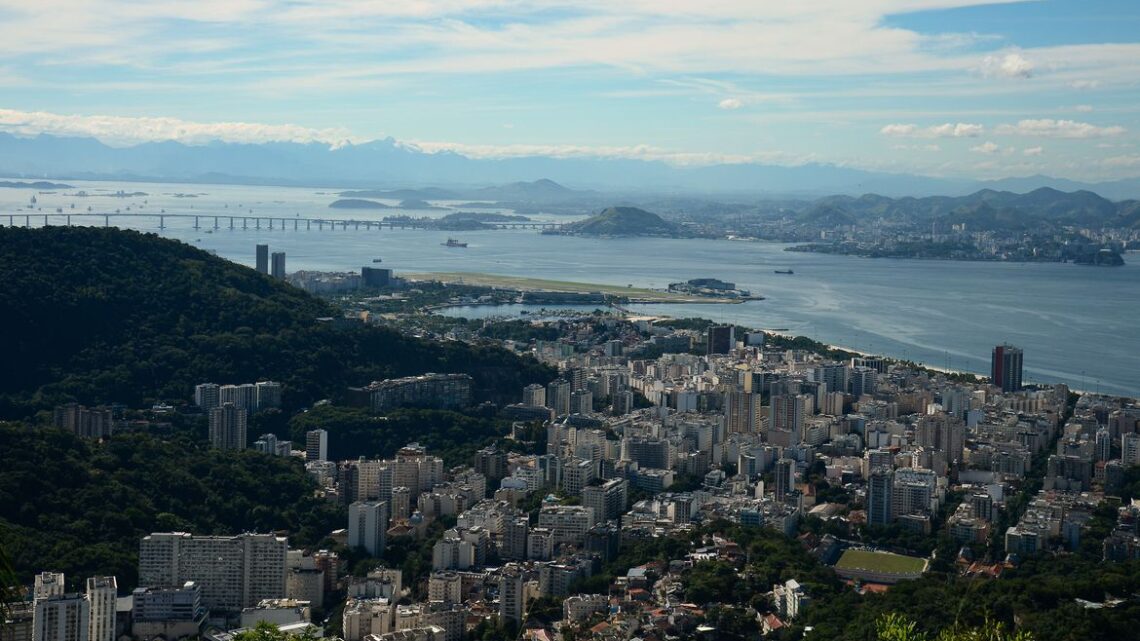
[0, 180, 72, 189]
[568, 206, 678, 236]
[798, 205, 857, 227]
[1, 132, 1137, 198]
[398, 199, 448, 210]
[341, 187, 462, 200]
[800, 187, 1139, 230]
[329, 198, 392, 209]
[473, 178, 579, 201]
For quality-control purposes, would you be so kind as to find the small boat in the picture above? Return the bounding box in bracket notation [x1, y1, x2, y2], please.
[372, 258, 383, 263]
[442, 238, 468, 248]
[774, 269, 794, 275]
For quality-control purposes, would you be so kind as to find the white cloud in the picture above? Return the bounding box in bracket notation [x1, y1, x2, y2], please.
[1023, 146, 1043, 156]
[979, 52, 1034, 79]
[1074, 104, 1094, 113]
[407, 139, 768, 166]
[971, 141, 1000, 154]
[994, 118, 1125, 138]
[891, 143, 942, 152]
[880, 122, 983, 138]
[1069, 79, 1101, 90]
[718, 98, 743, 110]
[0, 108, 355, 146]
[1102, 155, 1140, 168]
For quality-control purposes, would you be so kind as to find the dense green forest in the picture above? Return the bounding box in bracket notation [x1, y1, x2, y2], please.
[288, 405, 508, 466]
[0, 226, 554, 418]
[0, 423, 344, 590]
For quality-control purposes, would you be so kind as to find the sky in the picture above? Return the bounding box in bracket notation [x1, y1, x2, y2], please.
[0, 0, 1138, 181]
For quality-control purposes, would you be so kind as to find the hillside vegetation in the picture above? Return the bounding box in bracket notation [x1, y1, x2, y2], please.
[569, 206, 679, 236]
[0, 226, 553, 417]
[0, 424, 343, 589]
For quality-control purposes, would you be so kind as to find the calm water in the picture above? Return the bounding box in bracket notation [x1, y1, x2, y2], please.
[4, 179, 1138, 397]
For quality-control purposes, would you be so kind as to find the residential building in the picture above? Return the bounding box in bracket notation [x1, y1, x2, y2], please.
[348, 501, 390, 557]
[582, 478, 628, 523]
[84, 577, 116, 641]
[991, 344, 1024, 393]
[131, 583, 207, 641]
[271, 252, 286, 279]
[33, 594, 89, 641]
[138, 532, 287, 612]
[208, 403, 247, 450]
[306, 429, 328, 462]
[256, 244, 269, 274]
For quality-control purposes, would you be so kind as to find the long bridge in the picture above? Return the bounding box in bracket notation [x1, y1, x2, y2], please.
[1, 212, 565, 232]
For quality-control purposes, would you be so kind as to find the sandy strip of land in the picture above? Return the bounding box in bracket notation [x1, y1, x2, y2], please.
[403, 271, 745, 303]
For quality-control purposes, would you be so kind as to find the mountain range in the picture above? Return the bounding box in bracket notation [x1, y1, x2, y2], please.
[802, 187, 1140, 230]
[3, 132, 1140, 199]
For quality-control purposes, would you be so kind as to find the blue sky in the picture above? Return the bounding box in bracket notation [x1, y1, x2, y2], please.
[0, 0, 1137, 180]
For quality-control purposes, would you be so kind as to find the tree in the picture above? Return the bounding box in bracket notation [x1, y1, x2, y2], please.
[877, 614, 1034, 641]
[233, 621, 327, 641]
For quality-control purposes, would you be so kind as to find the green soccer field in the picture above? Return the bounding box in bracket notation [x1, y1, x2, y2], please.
[835, 549, 927, 574]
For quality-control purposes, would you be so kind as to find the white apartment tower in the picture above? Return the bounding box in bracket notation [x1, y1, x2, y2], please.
[348, 501, 390, 557]
[138, 532, 287, 612]
[33, 594, 89, 641]
[85, 577, 116, 641]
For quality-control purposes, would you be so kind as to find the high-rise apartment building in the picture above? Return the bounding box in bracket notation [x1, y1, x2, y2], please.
[208, 402, 247, 450]
[348, 501, 390, 557]
[570, 389, 593, 415]
[850, 367, 877, 398]
[255, 381, 282, 410]
[546, 379, 571, 416]
[706, 325, 735, 355]
[770, 394, 810, 436]
[581, 478, 628, 523]
[359, 374, 472, 413]
[498, 566, 525, 623]
[52, 404, 113, 439]
[867, 467, 894, 526]
[33, 594, 89, 641]
[194, 383, 221, 411]
[522, 384, 546, 408]
[138, 532, 287, 612]
[473, 445, 507, 483]
[84, 577, 116, 641]
[256, 244, 269, 274]
[502, 516, 529, 561]
[991, 344, 1024, 393]
[774, 458, 796, 502]
[1123, 433, 1140, 466]
[219, 383, 257, 411]
[34, 572, 66, 601]
[270, 252, 286, 279]
[306, 429, 328, 462]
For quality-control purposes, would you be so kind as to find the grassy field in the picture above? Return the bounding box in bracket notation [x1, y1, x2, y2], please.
[404, 271, 740, 303]
[835, 549, 928, 575]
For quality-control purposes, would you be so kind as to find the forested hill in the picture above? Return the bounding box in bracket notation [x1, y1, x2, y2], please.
[0, 424, 344, 589]
[0, 226, 553, 418]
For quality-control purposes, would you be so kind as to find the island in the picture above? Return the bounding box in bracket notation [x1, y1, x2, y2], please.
[555, 206, 682, 237]
[329, 198, 392, 209]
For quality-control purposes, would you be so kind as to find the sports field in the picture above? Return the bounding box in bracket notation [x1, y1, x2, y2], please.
[835, 549, 927, 575]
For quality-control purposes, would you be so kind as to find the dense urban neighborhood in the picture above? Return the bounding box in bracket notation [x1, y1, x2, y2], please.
[4, 227, 1140, 641]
